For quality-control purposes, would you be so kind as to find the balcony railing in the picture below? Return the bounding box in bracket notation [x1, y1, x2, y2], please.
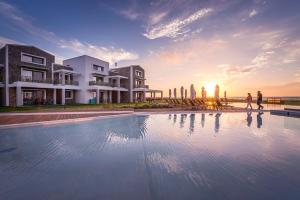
[89, 81, 127, 88]
[134, 84, 149, 89]
[20, 76, 53, 84]
[53, 79, 79, 86]
[65, 80, 79, 86]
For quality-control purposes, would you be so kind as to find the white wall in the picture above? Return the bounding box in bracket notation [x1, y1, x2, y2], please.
[63, 55, 110, 104]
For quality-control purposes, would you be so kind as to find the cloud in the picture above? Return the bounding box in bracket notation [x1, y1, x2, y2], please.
[0, 36, 23, 47]
[249, 9, 258, 18]
[143, 8, 213, 40]
[0, 1, 138, 64]
[120, 8, 140, 20]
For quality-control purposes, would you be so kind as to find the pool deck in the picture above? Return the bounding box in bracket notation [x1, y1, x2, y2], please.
[0, 107, 271, 129]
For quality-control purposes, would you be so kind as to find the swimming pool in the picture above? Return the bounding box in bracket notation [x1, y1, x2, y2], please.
[0, 112, 300, 200]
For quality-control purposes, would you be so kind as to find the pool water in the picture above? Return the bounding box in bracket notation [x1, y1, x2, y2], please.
[0, 113, 300, 200]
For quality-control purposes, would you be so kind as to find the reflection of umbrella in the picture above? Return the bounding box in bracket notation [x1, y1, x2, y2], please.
[180, 86, 184, 100]
[169, 89, 172, 99]
[215, 85, 220, 99]
[185, 89, 187, 99]
[190, 84, 195, 100]
[174, 88, 177, 99]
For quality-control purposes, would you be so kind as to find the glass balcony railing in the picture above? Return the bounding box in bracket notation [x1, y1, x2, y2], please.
[20, 76, 53, 84]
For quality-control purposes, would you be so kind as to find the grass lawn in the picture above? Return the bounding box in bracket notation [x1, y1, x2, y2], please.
[0, 102, 169, 113]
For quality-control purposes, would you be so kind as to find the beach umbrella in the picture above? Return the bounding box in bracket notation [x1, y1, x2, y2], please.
[190, 84, 195, 100]
[214, 85, 220, 100]
[185, 89, 187, 99]
[201, 87, 205, 99]
[169, 89, 172, 99]
[180, 86, 184, 100]
[174, 88, 177, 99]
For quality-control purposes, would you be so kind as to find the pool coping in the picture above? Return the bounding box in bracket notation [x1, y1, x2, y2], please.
[0, 109, 271, 129]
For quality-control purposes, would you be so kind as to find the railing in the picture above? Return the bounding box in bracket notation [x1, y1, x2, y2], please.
[53, 79, 79, 86]
[20, 76, 52, 84]
[89, 81, 127, 88]
[134, 84, 149, 89]
[89, 81, 114, 87]
[65, 80, 79, 86]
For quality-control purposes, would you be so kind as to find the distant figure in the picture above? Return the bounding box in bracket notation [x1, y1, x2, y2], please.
[246, 111, 252, 127]
[257, 91, 264, 110]
[246, 93, 253, 110]
[201, 87, 207, 102]
[257, 112, 263, 128]
[214, 85, 222, 107]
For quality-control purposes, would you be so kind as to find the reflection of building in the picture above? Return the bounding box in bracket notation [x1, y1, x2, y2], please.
[0, 44, 161, 106]
[109, 115, 149, 139]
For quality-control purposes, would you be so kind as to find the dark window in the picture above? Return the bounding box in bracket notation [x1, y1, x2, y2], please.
[93, 64, 104, 72]
[32, 71, 44, 81]
[32, 56, 44, 64]
[22, 54, 45, 65]
[65, 90, 73, 99]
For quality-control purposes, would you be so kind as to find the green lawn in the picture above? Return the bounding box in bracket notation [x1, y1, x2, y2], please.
[0, 102, 170, 112]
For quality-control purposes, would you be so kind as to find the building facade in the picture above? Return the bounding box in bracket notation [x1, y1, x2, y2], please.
[0, 44, 161, 106]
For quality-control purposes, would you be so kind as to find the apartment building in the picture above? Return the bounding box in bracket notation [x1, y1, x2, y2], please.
[0, 44, 161, 106]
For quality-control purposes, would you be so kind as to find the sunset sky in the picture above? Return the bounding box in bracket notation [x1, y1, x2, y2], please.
[0, 0, 299, 96]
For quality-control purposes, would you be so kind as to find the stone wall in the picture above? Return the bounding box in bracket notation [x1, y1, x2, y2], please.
[9, 87, 16, 107]
[8, 45, 55, 83]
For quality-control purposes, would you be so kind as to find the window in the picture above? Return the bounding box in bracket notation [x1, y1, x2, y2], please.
[93, 64, 104, 72]
[22, 69, 45, 81]
[23, 91, 33, 99]
[92, 76, 103, 82]
[21, 53, 46, 65]
[135, 80, 143, 87]
[65, 90, 73, 99]
[22, 70, 33, 80]
[135, 70, 143, 77]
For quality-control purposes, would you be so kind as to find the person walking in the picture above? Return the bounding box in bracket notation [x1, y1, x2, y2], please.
[257, 91, 264, 110]
[246, 93, 253, 110]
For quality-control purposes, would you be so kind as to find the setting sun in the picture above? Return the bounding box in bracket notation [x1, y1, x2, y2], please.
[204, 82, 218, 97]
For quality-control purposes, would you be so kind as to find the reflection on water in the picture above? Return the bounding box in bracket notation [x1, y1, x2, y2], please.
[0, 113, 300, 200]
[257, 112, 263, 128]
[246, 111, 253, 127]
[168, 112, 264, 131]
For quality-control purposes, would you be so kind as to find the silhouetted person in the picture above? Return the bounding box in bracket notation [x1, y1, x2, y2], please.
[246, 93, 253, 110]
[246, 111, 252, 127]
[201, 113, 205, 128]
[214, 113, 221, 133]
[257, 91, 264, 110]
[257, 112, 263, 128]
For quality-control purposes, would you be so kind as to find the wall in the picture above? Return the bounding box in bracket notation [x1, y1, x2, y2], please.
[8, 45, 55, 84]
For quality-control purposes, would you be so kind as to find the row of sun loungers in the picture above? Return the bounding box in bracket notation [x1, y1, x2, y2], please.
[164, 98, 234, 110]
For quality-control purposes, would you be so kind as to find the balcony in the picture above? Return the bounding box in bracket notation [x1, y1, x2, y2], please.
[134, 84, 149, 89]
[54, 79, 79, 86]
[65, 80, 79, 86]
[89, 81, 127, 88]
[89, 81, 114, 87]
[19, 76, 53, 84]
